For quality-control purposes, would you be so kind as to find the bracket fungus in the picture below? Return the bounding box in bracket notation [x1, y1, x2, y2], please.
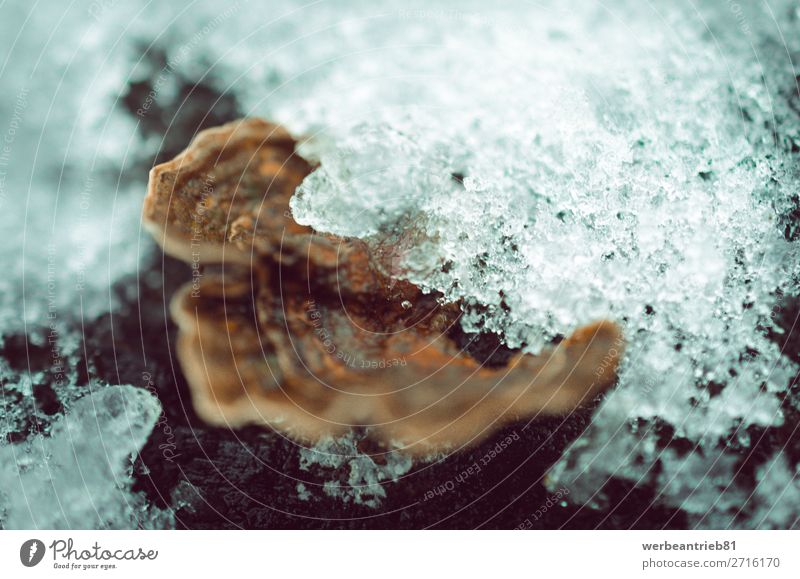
[143, 118, 623, 456]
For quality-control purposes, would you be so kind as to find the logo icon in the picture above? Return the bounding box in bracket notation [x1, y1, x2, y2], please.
[20, 539, 45, 567]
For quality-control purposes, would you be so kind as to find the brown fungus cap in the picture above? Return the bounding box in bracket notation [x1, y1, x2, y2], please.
[144, 117, 624, 456]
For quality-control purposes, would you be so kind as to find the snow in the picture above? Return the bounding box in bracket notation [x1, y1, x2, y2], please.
[1, 0, 799, 527]
[0, 385, 169, 529]
[298, 432, 413, 508]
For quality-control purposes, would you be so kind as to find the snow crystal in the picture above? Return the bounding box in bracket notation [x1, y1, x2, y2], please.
[0, 385, 169, 529]
[298, 432, 413, 508]
[749, 454, 800, 529]
[282, 1, 800, 525]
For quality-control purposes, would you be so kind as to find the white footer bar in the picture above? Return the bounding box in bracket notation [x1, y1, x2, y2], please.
[1, 531, 797, 578]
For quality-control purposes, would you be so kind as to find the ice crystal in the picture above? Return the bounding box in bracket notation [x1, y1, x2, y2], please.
[298, 432, 413, 508]
[283, 1, 800, 525]
[0, 385, 168, 529]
